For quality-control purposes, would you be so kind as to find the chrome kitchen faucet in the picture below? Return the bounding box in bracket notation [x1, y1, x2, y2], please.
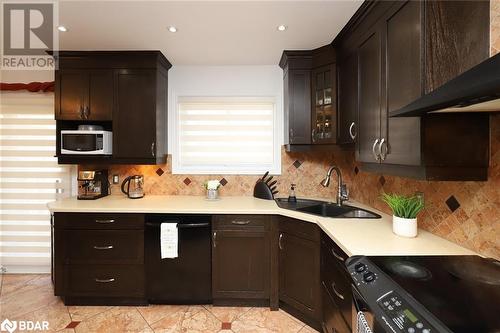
[320, 165, 349, 206]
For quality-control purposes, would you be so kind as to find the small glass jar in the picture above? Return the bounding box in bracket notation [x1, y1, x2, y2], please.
[207, 189, 218, 200]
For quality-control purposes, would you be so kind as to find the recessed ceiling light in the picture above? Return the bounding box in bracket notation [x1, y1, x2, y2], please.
[57, 25, 67, 32]
[168, 26, 178, 33]
[277, 25, 287, 32]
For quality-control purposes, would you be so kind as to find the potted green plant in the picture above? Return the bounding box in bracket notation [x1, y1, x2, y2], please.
[203, 180, 221, 200]
[381, 193, 424, 238]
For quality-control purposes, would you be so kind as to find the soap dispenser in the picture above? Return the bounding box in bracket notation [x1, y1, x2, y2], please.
[288, 183, 297, 203]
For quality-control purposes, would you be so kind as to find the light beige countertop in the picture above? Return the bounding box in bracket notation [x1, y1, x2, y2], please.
[48, 195, 476, 257]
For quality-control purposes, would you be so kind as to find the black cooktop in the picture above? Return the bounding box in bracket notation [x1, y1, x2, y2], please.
[368, 255, 500, 333]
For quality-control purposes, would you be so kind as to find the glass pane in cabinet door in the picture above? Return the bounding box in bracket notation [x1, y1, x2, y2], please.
[324, 70, 331, 88]
[316, 72, 324, 89]
[316, 90, 324, 106]
[324, 88, 332, 105]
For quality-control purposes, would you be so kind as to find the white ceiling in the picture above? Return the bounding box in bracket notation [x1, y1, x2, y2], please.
[58, 1, 363, 65]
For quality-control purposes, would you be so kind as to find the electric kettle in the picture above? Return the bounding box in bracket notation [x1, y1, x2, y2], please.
[121, 175, 145, 199]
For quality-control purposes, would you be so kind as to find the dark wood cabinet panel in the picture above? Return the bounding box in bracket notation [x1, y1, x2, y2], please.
[286, 69, 312, 145]
[212, 215, 271, 303]
[382, 0, 422, 166]
[320, 233, 351, 331]
[425, 0, 490, 93]
[64, 264, 145, 298]
[62, 229, 144, 265]
[113, 69, 157, 160]
[88, 70, 113, 121]
[337, 52, 357, 145]
[53, 212, 146, 304]
[279, 217, 321, 328]
[212, 229, 270, 300]
[56, 70, 88, 120]
[356, 29, 382, 164]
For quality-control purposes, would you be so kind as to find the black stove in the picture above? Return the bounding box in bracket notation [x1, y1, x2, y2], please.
[347, 255, 500, 333]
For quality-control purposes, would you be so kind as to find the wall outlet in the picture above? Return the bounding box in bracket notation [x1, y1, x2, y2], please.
[415, 191, 424, 204]
[112, 175, 120, 184]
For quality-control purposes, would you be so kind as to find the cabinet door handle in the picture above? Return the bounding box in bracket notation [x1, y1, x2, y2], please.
[151, 141, 155, 157]
[79, 106, 84, 119]
[349, 122, 357, 140]
[93, 245, 114, 250]
[331, 282, 345, 300]
[372, 139, 380, 161]
[379, 138, 388, 161]
[331, 248, 345, 262]
[289, 128, 294, 142]
[278, 233, 284, 250]
[231, 220, 250, 225]
[311, 128, 317, 143]
[95, 278, 115, 283]
[84, 106, 90, 119]
[95, 219, 115, 224]
[212, 231, 217, 248]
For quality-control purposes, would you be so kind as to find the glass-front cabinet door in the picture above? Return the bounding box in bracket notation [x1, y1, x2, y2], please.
[311, 64, 337, 144]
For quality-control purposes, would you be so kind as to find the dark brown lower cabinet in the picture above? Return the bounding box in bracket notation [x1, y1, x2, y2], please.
[320, 232, 352, 332]
[53, 212, 146, 305]
[212, 215, 271, 305]
[278, 217, 321, 330]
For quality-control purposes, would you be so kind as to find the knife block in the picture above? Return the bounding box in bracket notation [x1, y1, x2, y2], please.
[253, 180, 275, 200]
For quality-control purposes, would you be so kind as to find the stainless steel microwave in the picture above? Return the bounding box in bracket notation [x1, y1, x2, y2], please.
[60, 130, 112, 155]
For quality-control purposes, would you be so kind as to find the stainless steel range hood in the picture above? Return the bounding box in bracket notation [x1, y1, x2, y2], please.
[390, 53, 500, 117]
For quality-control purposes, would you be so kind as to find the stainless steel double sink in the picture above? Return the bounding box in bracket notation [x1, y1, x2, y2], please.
[275, 198, 381, 219]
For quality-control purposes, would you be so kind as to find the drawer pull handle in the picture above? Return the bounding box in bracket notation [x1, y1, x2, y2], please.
[95, 219, 115, 224]
[93, 245, 114, 250]
[331, 248, 345, 261]
[95, 278, 115, 283]
[231, 220, 250, 225]
[332, 282, 345, 300]
[278, 233, 284, 250]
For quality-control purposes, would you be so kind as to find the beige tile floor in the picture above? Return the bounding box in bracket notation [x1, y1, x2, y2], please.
[0, 274, 318, 333]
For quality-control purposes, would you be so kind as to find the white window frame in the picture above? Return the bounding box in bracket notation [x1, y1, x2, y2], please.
[171, 96, 281, 175]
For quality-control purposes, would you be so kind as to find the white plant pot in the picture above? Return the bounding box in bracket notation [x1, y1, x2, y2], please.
[206, 189, 219, 200]
[392, 215, 418, 238]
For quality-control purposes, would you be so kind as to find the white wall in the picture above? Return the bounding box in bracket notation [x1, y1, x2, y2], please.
[167, 65, 284, 154]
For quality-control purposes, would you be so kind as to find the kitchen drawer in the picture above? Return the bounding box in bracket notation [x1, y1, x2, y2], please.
[54, 212, 144, 229]
[321, 248, 352, 327]
[321, 283, 351, 333]
[64, 265, 145, 297]
[279, 216, 320, 242]
[214, 215, 270, 230]
[62, 230, 144, 264]
[321, 232, 349, 264]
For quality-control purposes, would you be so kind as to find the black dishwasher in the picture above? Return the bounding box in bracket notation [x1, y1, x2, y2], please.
[145, 214, 212, 304]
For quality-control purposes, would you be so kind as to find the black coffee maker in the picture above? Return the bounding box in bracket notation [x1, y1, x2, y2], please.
[77, 170, 109, 200]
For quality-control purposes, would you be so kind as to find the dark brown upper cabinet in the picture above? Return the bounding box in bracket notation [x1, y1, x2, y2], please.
[337, 52, 358, 145]
[311, 64, 337, 144]
[54, 51, 171, 165]
[335, 0, 490, 180]
[280, 46, 339, 151]
[56, 69, 113, 121]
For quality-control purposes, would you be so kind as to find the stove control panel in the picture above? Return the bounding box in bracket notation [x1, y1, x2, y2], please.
[347, 256, 450, 333]
[377, 291, 435, 333]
